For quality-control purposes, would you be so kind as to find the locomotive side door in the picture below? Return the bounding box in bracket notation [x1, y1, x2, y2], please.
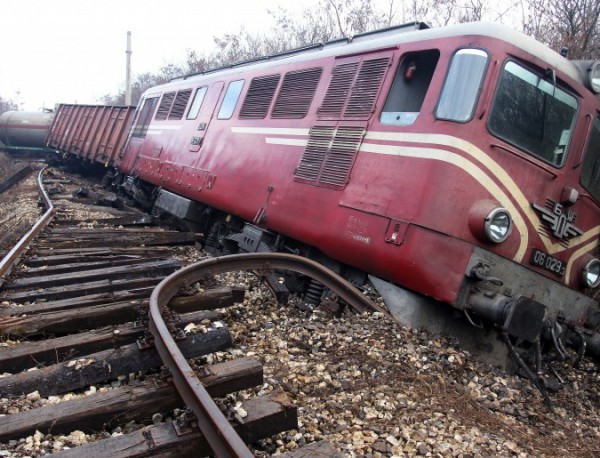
[188, 81, 224, 157]
[120, 95, 160, 175]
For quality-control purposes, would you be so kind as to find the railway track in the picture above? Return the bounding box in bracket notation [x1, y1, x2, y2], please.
[0, 166, 318, 456]
[0, 165, 375, 456]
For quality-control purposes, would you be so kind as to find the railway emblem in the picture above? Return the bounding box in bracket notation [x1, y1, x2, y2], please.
[532, 200, 583, 241]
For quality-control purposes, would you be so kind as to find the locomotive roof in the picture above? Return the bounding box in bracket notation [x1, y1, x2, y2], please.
[154, 21, 582, 93]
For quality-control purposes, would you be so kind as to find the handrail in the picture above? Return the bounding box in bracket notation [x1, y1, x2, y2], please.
[0, 166, 56, 283]
[149, 253, 385, 457]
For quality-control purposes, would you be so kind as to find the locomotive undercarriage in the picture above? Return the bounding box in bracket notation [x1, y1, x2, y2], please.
[113, 172, 599, 394]
[458, 248, 599, 402]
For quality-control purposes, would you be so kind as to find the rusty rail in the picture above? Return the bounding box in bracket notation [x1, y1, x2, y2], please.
[0, 166, 55, 284]
[149, 252, 385, 457]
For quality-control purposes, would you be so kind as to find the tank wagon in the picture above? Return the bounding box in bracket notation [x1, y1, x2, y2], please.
[50, 22, 600, 365]
[0, 110, 54, 152]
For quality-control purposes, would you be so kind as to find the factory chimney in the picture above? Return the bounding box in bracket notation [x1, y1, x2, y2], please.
[125, 31, 132, 105]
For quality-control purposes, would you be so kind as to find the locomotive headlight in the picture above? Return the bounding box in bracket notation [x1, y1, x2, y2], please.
[588, 61, 600, 94]
[573, 60, 600, 94]
[582, 258, 600, 288]
[484, 207, 513, 243]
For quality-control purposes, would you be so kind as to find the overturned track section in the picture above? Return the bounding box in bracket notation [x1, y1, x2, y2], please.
[150, 253, 385, 457]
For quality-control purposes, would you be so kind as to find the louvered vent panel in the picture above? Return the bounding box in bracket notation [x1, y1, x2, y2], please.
[240, 75, 280, 119]
[272, 68, 323, 119]
[294, 126, 335, 182]
[317, 62, 358, 119]
[343, 58, 390, 118]
[155, 92, 176, 120]
[168, 89, 192, 120]
[319, 126, 365, 187]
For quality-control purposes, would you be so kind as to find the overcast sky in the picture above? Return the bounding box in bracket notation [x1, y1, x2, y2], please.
[0, 0, 319, 110]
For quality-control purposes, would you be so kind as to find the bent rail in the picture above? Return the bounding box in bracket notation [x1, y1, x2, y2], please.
[0, 166, 55, 283]
[149, 252, 386, 457]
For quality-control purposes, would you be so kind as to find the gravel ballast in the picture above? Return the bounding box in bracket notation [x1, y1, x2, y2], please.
[225, 275, 599, 457]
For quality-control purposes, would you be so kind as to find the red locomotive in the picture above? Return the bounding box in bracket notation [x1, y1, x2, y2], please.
[48, 22, 600, 364]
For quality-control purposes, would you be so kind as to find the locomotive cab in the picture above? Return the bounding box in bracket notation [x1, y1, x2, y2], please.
[441, 45, 600, 361]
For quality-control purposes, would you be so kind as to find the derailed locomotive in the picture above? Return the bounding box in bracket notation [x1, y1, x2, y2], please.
[48, 21, 600, 365]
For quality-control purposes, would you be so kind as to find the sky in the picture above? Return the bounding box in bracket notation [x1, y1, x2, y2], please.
[0, 0, 314, 110]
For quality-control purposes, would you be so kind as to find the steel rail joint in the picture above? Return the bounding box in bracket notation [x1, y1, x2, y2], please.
[0, 166, 55, 281]
[148, 253, 386, 457]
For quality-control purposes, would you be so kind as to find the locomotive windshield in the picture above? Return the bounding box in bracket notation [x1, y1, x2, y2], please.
[488, 61, 578, 167]
[581, 116, 600, 202]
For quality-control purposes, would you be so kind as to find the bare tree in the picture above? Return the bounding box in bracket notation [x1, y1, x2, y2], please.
[381, 0, 401, 26]
[324, 0, 385, 36]
[211, 29, 287, 69]
[191, 1, 394, 77]
[100, 0, 599, 106]
[0, 95, 19, 116]
[522, 0, 600, 59]
[460, 0, 485, 21]
[399, 0, 517, 25]
[265, 0, 395, 46]
[101, 63, 188, 106]
[185, 50, 212, 74]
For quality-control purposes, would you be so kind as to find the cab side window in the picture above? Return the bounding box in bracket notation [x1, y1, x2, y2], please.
[187, 87, 208, 120]
[436, 49, 489, 122]
[380, 50, 440, 126]
[217, 80, 245, 120]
